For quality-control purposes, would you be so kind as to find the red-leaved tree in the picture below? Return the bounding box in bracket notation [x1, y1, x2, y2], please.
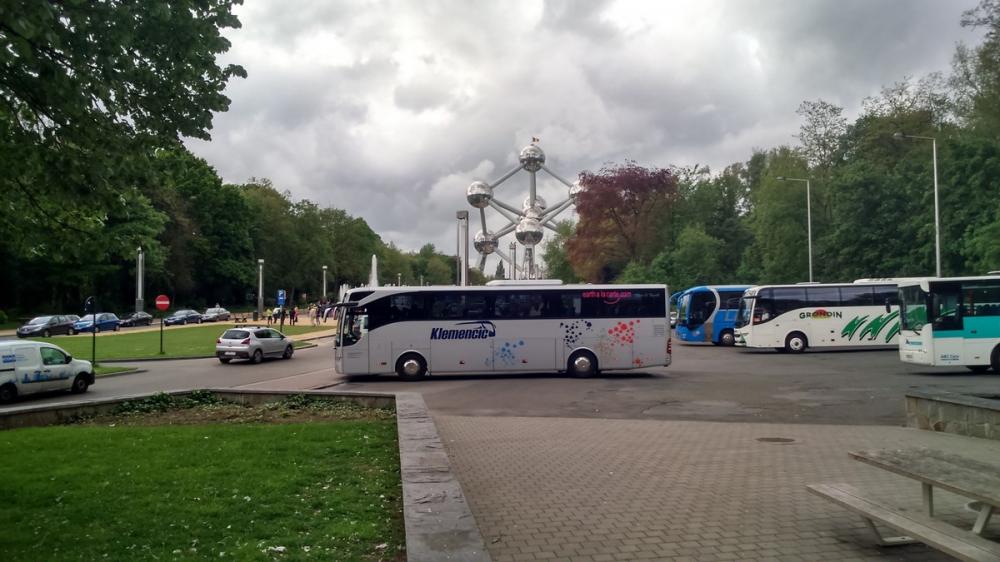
[566, 161, 679, 282]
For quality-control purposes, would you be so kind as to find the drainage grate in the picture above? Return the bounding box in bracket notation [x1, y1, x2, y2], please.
[756, 437, 796, 443]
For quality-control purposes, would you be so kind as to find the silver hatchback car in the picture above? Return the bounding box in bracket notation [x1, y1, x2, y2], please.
[216, 327, 294, 364]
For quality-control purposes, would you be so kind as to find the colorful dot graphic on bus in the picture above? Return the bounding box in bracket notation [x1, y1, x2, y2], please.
[495, 340, 526, 365]
[607, 320, 638, 346]
[559, 320, 593, 347]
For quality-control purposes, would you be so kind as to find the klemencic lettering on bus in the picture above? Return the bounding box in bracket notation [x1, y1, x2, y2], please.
[430, 321, 497, 340]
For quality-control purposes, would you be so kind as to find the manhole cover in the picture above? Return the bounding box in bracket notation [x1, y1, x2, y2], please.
[756, 437, 796, 443]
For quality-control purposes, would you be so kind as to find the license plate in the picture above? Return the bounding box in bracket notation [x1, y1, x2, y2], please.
[224, 351, 236, 356]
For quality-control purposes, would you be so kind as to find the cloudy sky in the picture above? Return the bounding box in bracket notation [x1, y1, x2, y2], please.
[186, 0, 982, 268]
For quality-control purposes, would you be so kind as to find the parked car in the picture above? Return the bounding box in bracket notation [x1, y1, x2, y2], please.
[0, 341, 94, 403]
[202, 307, 231, 322]
[73, 313, 120, 333]
[216, 327, 294, 364]
[119, 311, 153, 327]
[16, 315, 78, 338]
[164, 309, 203, 326]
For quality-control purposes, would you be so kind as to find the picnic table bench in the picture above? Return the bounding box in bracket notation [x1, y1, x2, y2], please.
[808, 447, 1000, 562]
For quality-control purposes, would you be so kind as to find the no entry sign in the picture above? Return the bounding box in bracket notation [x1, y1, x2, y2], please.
[155, 294, 170, 311]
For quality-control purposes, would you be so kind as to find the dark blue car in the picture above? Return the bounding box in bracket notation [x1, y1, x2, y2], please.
[73, 313, 121, 333]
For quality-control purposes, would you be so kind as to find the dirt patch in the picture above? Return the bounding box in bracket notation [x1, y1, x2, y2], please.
[70, 392, 395, 427]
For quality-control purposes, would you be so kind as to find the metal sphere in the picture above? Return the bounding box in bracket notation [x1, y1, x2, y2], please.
[523, 206, 543, 221]
[569, 181, 583, 200]
[466, 181, 493, 209]
[473, 230, 498, 254]
[519, 145, 545, 172]
[522, 195, 547, 212]
[515, 217, 544, 247]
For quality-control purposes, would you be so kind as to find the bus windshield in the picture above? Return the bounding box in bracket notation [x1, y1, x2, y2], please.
[337, 306, 367, 347]
[899, 285, 928, 332]
[735, 296, 754, 328]
[676, 294, 690, 325]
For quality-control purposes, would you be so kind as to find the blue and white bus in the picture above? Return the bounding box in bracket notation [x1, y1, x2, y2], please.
[897, 275, 1000, 373]
[334, 282, 672, 378]
[675, 285, 752, 346]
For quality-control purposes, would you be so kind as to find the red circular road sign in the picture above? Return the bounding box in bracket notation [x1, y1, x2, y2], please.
[155, 294, 170, 311]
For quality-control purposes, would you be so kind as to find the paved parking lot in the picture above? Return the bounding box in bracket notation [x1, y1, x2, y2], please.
[339, 343, 1000, 561]
[340, 343, 1000, 425]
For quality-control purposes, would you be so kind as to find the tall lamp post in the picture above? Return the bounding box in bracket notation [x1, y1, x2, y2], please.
[322, 265, 328, 300]
[257, 259, 264, 319]
[776, 176, 813, 283]
[135, 246, 144, 312]
[894, 132, 941, 277]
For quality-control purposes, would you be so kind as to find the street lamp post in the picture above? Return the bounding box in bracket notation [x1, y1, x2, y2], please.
[397, 272, 402, 286]
[257, 259, 264, 319]
[322, 265, 328, 300]
[135, 246, 144, 312]
[894, 132, 942, 277]
[509, 241, 517, 281]
[776, 176, 813, 283]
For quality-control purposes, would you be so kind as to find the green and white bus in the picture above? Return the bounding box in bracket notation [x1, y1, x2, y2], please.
[733, 281, 901, 352]
[897, 275, 1000, 373]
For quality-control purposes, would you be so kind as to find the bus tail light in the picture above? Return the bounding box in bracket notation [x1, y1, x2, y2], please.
[667, 336, 672, 355]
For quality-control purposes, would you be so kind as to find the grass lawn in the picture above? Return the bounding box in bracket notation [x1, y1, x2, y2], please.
[94, 365, 139, 377]
[0, 399, 403, 561]
[26, 324, 330, 361]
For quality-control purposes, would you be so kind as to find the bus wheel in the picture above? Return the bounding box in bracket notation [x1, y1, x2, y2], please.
[785, 332, 807, 353]
[719, 330, 736, 347]
[991, 345, 1000, 373]
[568, 350, 598, 378]
[396, 353, 427, 380]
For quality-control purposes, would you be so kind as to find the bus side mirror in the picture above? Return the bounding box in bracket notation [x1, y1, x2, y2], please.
[884, 299, 891, 314]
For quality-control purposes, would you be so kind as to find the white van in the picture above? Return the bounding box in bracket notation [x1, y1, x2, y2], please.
[0, 341, 95, 403]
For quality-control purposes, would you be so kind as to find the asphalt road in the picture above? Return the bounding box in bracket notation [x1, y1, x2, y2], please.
[5, 338, 1000, 425]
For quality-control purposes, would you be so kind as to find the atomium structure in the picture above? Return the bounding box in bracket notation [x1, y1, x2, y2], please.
[466, 143, 581, 279]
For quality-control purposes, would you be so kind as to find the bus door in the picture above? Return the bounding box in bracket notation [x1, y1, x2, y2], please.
[929, 283, 963, 365]
[962, 283, 1000, 365]
[337, 306, 370, 374]
[492, 293, 556, 372]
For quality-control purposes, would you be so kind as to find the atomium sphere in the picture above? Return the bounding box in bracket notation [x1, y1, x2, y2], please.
[569, 181, 583, 200]
[515, 217, 544, 247]
[466, 181, 493, 209]
[473, 230, 498, 254]
[519, 145, 545, 172]
[523, 206, 543, 221]
[522, 195, 547, 212]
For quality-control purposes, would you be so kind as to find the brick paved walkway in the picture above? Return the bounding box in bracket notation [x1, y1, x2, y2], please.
[435, 416, 1000, 562]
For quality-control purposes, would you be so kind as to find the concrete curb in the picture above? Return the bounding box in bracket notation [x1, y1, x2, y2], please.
[396, 392, 491, 561]
[0, 388, 492, 561]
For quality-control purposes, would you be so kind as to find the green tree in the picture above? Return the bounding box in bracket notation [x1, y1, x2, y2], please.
[541, 220, 580, 283]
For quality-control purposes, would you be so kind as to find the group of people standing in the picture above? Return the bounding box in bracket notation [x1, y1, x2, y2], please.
[263, 299, 335, 327]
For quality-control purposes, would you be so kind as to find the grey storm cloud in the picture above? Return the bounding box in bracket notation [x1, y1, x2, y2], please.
[186, 0, 982, 267]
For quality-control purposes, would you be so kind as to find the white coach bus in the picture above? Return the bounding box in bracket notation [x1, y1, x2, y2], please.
[897, 275, 1000, 373]
[333, 283, 671, 378]
[733, 281, 900, 352]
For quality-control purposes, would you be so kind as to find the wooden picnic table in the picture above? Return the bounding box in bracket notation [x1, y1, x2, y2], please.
[849, 447, 1000, 535]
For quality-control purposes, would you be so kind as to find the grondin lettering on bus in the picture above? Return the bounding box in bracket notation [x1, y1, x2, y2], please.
[799, 310, 844, 319]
